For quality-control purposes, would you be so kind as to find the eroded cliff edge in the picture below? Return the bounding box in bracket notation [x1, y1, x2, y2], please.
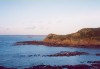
[43, 28, 100, 47]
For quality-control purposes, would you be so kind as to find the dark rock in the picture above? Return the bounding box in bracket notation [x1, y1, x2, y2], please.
[0, 66, 16, 69]
[96, 53, 100, 56]
[45, 51, 89, 57]
[87, 61, 100, 64]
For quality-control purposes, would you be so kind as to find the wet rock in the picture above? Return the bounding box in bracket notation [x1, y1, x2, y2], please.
[0, 66, 16, 69]
[28, 55, 33, 57]
[45, 51, 89, 57]
[25, 64, 92, 69]
[28, 54, 41, 57]
[20, 55, 26, 57]
[87, 61, 100, 64]
[66, 65, 91, 69]
[91, 63, 100, 69]
[96, 53, 100, 56]
[25, 65, 62, 69]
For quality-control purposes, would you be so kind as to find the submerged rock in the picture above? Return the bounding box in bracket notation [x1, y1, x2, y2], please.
[45, 51, 89, 57]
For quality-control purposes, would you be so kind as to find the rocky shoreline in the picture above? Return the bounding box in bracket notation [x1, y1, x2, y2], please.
[1, 61, 100, 69]
[25, 63, 100, 69]
[0, 66, 16, 69]
[15, 40, 100, 48]
[15, 28, 100, 48]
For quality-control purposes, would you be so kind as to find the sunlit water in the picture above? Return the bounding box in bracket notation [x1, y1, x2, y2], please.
[0, 35, 100, 69]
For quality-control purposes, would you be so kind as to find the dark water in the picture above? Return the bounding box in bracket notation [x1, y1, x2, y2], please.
[0, 35, 100, 69]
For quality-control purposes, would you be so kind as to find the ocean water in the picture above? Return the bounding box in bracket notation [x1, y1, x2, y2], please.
[0, 35, 100, 69]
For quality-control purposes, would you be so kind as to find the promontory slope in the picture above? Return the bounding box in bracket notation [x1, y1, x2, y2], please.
[43, 28, 100, 47]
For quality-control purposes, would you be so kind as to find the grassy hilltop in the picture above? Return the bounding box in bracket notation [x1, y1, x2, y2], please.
[43, 28, 100, 47]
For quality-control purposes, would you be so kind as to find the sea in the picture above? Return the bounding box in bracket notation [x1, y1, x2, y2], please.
[0, 35, 100, 69]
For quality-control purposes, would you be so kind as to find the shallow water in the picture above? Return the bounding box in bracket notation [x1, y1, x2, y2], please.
[0, 35, 100, 69]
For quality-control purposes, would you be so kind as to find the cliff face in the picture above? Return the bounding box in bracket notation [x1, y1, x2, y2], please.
[43, 28, 100, 46]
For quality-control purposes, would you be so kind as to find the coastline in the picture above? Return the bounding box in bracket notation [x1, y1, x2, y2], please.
[14, 28, 100, 48]
[15, 40, 100, 48]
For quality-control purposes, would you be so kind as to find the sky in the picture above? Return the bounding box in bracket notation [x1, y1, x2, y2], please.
[0, 0, 100, 35]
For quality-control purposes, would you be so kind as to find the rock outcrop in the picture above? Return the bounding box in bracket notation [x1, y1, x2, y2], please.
[43, 28, 100, 47]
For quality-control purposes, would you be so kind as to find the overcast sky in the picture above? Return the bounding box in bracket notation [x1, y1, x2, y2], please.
[0, 0, 100, 35]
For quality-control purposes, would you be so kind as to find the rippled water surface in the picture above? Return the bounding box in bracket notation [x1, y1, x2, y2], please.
[0, 35, 100, 68]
